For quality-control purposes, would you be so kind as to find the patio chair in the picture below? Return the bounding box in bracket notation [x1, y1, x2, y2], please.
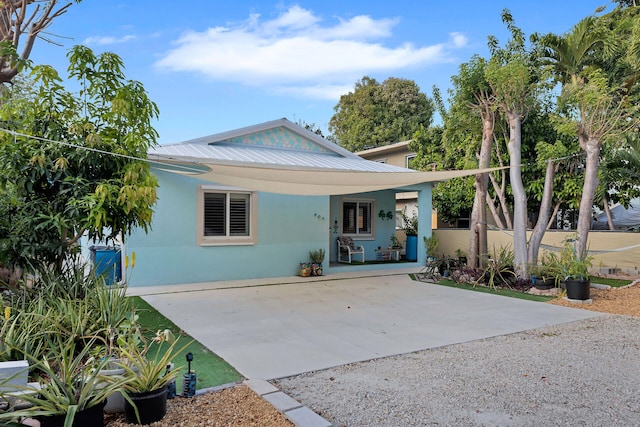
[337, 236, 365, 263]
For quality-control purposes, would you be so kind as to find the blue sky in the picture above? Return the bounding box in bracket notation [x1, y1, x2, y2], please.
[29, 0, 608, 144]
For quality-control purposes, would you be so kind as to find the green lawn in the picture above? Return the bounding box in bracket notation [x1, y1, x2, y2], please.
[410, 274, 555, 302]
[131, 297, 244, 391]
[589, 276, 632, 288]
[411, 274, 634, 301]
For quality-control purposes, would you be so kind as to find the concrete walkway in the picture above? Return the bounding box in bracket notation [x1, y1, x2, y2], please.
[130, 268, 600, 380]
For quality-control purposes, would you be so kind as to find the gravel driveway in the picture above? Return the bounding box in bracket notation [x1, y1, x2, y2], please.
[275, 315, 640, 426]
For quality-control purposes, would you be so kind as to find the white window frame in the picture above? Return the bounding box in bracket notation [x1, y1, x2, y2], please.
[341, 198, 375, 238]
[405, 154, 417, 169]
[197, 185, 257, 246]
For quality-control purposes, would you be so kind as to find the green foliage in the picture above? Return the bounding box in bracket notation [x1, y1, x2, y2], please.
[559, 236, 593, 280]
[329, 76, 434, 151]
[117, 330, 191, 394]
[400, 212, 418, 235]
[309, 248, 325, 263]
[423, 235, 439, 257]
[599, 133, 640, 207]
[477, 245, 516, 290]
[0, 336, 130, 426]
[432, 177, 474, 225]
[0, 45, 159, 275]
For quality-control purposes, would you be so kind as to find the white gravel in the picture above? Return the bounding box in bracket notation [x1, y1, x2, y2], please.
[274, 315, 640, 427]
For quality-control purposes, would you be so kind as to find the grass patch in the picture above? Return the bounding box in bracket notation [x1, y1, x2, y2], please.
[131, 296, 244, 390]
[412, 275, 555, 302]
[589, 276, 632, 288]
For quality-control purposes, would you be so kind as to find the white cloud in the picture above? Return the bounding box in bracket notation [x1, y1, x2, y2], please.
[155, 5, 467, 100]
[448, 32, 468, 48]
[83, 34, 136, 45]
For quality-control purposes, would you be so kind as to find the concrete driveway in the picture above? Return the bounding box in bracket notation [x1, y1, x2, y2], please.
[131, 268, 600, 380]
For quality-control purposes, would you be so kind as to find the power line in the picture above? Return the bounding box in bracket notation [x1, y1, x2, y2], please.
[0, 126, 588, 174]
[0, 128, 206, 175]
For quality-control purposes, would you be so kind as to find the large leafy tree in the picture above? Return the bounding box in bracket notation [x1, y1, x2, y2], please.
[329, 76, 434, 151]
[0, 45, 159, 274]
[485, 10, 542, 277]
[0, 0, 81, 84]
[539, 13, 638, 256]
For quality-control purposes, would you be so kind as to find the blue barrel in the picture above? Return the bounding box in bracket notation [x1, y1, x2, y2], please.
[405, 235, 418, 261]
[90, 246, 122, 285]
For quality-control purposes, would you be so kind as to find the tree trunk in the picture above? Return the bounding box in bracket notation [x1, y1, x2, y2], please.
[547, 202, 560, 230]
[468, 111, 494, 269]
[576, 137, 602, 256]
[506, 112, 527, 278]
[528, 159, 555, 264]
[603, 195, 615, 230]
[490, 138, 513, 229]
[468, 191, 481, 269]
[486, 192, 506, 230]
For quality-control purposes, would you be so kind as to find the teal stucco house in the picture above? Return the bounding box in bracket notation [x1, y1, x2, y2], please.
[125, 119, 435, 286]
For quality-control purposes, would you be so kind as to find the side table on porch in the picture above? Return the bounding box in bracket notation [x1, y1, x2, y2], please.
[375, 248, 401, 261]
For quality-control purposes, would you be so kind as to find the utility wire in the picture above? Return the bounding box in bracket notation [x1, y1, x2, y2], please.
[0, 128, 208, 175]
[0, 127, 588, 174]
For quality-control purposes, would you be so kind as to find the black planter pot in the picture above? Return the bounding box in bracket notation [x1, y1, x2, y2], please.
[533, 277, 556, 290]
[564, 278, 591, 300]
[124, 386, 168, 425]
[39, 400, 106, 427]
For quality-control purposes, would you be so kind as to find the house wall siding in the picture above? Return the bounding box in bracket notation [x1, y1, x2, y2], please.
[126, 170, 330, 286]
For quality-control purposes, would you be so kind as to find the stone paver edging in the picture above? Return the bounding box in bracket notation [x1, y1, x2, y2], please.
[244, 379, 331, 427]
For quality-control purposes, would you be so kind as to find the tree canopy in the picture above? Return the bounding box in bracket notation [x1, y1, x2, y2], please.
[0, 45, 159, 274]
[0, 0, 81, 84]
[328, 76, 434, 152]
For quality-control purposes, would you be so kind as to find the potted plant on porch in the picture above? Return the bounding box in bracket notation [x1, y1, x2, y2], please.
[309, 249, 325, 276]
[401, 212, 418, 262]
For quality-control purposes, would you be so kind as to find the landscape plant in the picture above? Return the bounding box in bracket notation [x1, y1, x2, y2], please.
[0, 336, 130, 427]
[309, 249, 326, 264]
[0, 45, 159, 278]
[476, 245, 516, 290]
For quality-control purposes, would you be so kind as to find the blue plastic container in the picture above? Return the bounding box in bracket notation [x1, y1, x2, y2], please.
[90, 246, 122, 286]
[405, 235, 418, 261]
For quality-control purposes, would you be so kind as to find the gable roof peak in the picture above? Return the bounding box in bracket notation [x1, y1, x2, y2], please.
[174, 118, 360, 159]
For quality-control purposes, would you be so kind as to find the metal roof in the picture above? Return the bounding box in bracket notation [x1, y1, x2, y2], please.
[151, 118, 415, 173]
[150, 142, 412, 173]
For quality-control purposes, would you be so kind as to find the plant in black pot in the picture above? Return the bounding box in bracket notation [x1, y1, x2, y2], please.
[116, 329, 191, 425]
[559, 237, 593, 300]
[0, 336, 130, 427]
[529, 252, 561, 290]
